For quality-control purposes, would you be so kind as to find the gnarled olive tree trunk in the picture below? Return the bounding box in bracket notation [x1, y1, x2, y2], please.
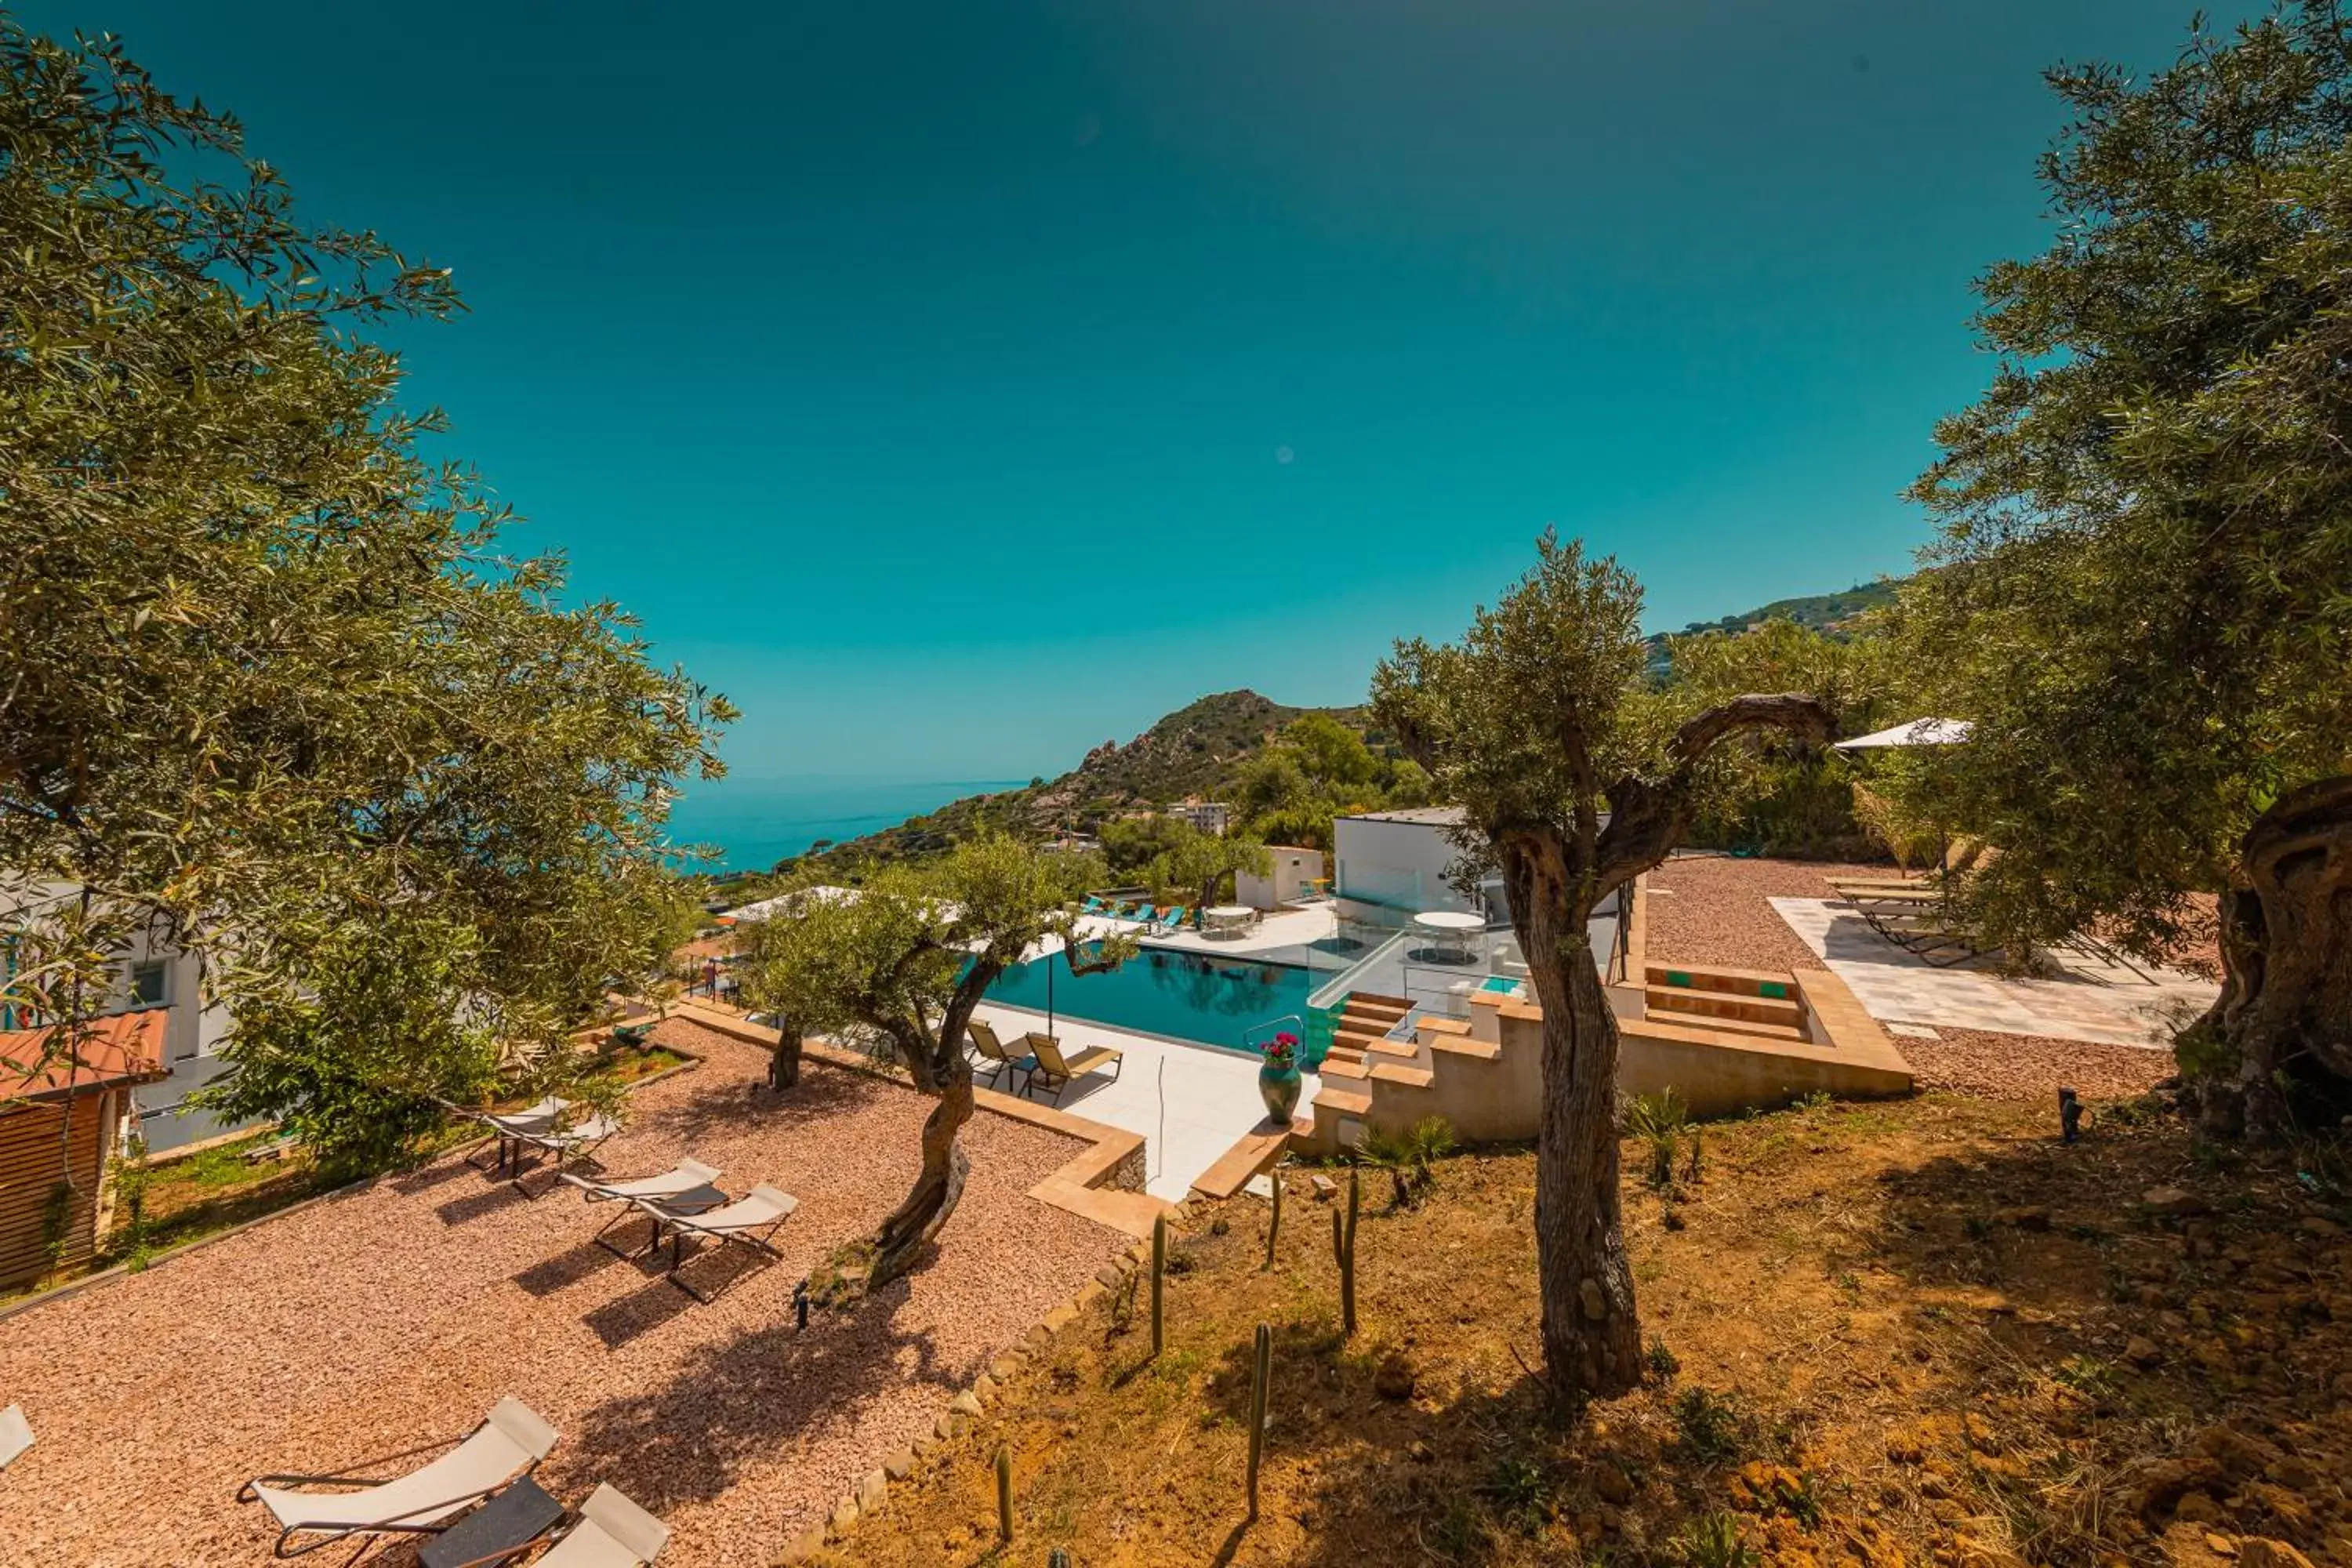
[1500, 836, 1642, 1399]
[869, 1062, 975, 1285]
[2190, 775, 2352, 1140]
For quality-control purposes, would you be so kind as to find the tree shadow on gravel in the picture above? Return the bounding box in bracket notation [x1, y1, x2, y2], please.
[514, 1236, 632, 1298]
[621, 1058, 882, 1149]
[434, 1180, 535, 1227]
[386, 1155, 483, 1196]
[559, 1273, 967, 1519]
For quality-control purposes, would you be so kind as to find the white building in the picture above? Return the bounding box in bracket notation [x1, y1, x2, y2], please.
[1330, 807, 1499, 927]
[2, 887, 240, 1154]
[1167, 800, 1230, 836]
[1236, 846, 1325, 911]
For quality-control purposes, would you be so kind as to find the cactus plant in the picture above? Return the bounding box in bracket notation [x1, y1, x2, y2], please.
[1246, 1322, 1272, 1517]
[1151, 1211, 1167, 1356]
[995, 1445, 1013, 1541]
[1332, 1168, 1360, 1336]
[1263, 1167, 1282, 1270]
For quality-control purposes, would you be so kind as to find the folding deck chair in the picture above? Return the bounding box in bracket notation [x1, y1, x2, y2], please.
[1021, 1032, 1123, 1105]
[564, 1159, 728, 1258]
[0, 1404, 30, 1470]
[637, 1183, 800, 1303]
[237, 1396, 558, 1559]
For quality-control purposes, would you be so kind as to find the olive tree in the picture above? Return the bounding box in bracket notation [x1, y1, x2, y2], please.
[736, 837, 1134, 1287]
[0, 23, 730, 1166]
[1889, 4, 2352, 1137]
[1373, 533, 1830, 1399]
[1145, 826, 1272, 924]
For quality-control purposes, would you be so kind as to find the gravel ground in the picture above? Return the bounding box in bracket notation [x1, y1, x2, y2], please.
[1892, 1025, 2176, 1103]
[1644, 854, 1890, 972]
[1644, 854, 2178, 1107]
[0, 1019, 1127, 1568]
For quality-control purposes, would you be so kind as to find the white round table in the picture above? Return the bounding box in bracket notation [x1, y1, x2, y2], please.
[1412, 909, 1484, 964]
[1203, 905, 1255, 938]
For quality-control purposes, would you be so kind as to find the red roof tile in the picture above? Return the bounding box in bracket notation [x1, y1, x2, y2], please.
[0, 1009, 171, 1102]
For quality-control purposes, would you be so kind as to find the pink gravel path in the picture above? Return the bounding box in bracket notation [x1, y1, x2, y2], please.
[0, 1020, 1127, 1567]
[1645, 854, 1889, 973]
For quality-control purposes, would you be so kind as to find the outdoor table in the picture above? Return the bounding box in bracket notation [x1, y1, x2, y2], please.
[1411, 909, 1485, 964]
[419, 1475, 566, 1568]
[1203, 905, 1254, 938]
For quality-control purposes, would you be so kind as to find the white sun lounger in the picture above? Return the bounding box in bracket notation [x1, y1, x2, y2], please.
[238, 1396, 558, 1559]
[637, 1182, 800, 1303]
[0, 1403, 31, 1469]
[538, 1483, 671, 1566]
[565, 1160, 728, 1258]
[561, 1158, 721, 1205]
[503, 1110, 620, 1192]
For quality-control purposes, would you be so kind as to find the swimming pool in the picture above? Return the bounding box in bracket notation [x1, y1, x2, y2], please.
[985, 946, 1313, 1056]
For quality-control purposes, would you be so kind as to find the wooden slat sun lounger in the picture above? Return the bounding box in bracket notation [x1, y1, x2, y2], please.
[1022, 1032, 1123, 1105]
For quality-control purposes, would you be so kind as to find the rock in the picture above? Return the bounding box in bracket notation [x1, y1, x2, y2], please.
[884, 1448, 916, 1481]
[829, 1495, 859, 1534]
[773, 1524, 829, 1565]
[2206, 1535, 2240, 1558]
[2238, 1542, 2318, 1568]
[1579, 1277, 1609, 1322]
[2299, 1214, 2345, 1240]
[949, 1390, 983, 1418]
[1210, 1214, 1231, 1236]
[2125, 1336, 2164, 1369]
[2176, 1493, 2224, 1525]
[1374, 1352, 1417, 1401]
[856, 1468, 887, 1512]
[1886, 1428, 1926, 1465]
[2123, 1455, 2223, 1516]
[972, 1375, 997, 1406]
[989, 1357, 1020, 1381]
[2143, 1186, 2209, 1218]
[1311, 1174, 1338, 1200]
[1964, 1411, 2003, 1454]
[1595, 1464, 1635, 1504]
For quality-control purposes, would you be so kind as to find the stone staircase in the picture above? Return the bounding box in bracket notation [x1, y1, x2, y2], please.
[1642, 963, 1812, 1044]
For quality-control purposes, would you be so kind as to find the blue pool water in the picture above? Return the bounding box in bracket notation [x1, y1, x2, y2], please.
[986, 947, 1312, 1055]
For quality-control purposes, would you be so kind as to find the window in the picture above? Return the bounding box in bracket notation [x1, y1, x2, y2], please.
[128, 959, 170, 1008]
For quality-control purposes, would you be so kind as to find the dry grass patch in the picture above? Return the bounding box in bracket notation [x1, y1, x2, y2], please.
[836, 1092, 2352, 1568]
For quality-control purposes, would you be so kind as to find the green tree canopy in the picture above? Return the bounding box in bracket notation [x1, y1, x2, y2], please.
[1886, 3, 2352, 1134]
[0, 23, 730, 1165]
[1142, 824, 1272, 920]
[732, 836, 1133, 1285]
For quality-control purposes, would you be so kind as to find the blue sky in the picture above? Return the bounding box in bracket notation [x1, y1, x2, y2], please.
[25, 0, 2252, 789]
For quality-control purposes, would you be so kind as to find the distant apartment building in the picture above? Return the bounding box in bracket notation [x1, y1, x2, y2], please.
[1167, 800, 1230, 836]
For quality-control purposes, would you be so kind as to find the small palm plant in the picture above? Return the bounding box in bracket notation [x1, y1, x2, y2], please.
[1356, 1115, 1458, 1208]
[1623, 1087, 1691, 1190]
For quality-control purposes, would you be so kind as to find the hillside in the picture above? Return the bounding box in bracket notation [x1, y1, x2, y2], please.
[764, 575, 1907, 881]
[1648, 575, 1907, 646]
[773, 690, 1367, 879]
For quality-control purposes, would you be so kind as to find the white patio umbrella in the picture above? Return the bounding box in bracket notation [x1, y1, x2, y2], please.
[1833, 717, 1973, 750]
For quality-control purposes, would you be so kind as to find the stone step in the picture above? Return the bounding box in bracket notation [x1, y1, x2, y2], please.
[1310, 1084, 1373, 1118]
[1646, 985, 1805, 1029]
[1643, 963, 1800, 1001]
[1649, 1011, 1809, 1044]
[1367, 1062, 1435, 1089]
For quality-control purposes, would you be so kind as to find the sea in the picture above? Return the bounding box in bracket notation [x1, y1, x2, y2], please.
[662, 775, 1027, 875]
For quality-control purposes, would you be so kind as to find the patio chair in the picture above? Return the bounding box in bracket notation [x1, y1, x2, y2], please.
[1080, 895, 1109, 916]
[563, 1159, 728, 1258]
[1152, 906, 1191, 935]
[1021, 1032, 1123, 1105]
[536, 1484, 671, 1566]
[641, 1182, 800, 1302]
[437, 1094, 572, 1174]
[964, 1018, 1036, 1091]
[0, 1403, 30, 1469]
[503, 1109, 620, 1192]
[237, 1396, 559, 1559]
